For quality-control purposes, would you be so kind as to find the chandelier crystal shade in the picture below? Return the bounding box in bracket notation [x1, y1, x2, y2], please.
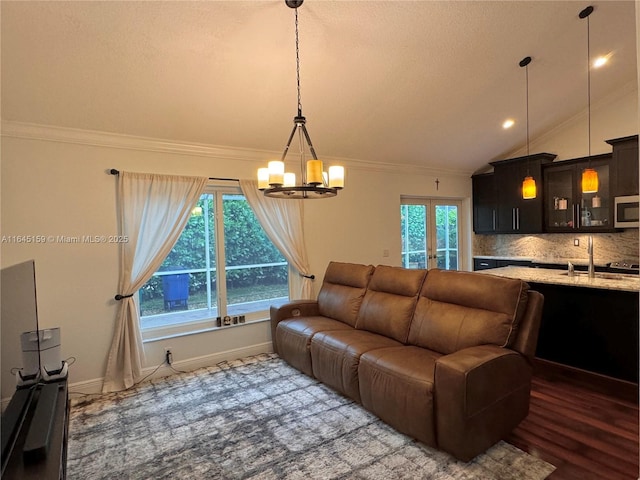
[519, 56, 536, 200]
[257, 0, 344, 199]
[579, 5, 599, 194]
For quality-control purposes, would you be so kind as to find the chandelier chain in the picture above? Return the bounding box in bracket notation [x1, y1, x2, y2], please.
[295, 8, 302, 115]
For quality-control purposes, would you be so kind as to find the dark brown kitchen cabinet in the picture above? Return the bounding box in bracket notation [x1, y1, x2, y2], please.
[607, 135, 638, 197]
[471, 173, 497, 233]
[489, 153, 555, 234]
[543, 153, 614, 232]
[531, 281, 638, 383]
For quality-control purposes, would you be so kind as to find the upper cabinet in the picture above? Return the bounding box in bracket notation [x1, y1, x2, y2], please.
[472, 173, 497, 234]
[607, 135, 639, 197]
[543, 154, 614, 232]
[472, 134, 637, 235]
[489, 153, 555, 234]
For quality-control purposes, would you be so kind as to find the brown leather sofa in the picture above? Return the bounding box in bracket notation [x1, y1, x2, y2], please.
[270, 262, 543, 461]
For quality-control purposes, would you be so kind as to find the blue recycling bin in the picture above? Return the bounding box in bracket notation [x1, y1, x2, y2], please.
[161, 267, 189, 311]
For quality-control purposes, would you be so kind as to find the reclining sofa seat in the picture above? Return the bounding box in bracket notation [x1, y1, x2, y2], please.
[272, 262, 374, 376]
[270, 262, 544, 462]
[310, 264, 427, 403]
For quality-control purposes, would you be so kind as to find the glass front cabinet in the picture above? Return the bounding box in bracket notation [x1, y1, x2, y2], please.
[544, 154, 613, 232]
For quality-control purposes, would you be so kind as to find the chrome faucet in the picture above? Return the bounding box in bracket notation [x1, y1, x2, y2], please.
[587, 235, 595, 278]
[567, 261, 574, 277]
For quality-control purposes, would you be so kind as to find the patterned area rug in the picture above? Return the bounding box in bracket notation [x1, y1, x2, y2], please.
[68, 354, 555, 479]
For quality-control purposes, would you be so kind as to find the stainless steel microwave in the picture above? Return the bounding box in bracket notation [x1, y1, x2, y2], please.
[614, 195, 639, 228]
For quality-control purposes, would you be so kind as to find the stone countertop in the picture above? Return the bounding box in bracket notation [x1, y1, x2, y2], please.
[477, 266, 640, 292]
[474, 255, 534, 261]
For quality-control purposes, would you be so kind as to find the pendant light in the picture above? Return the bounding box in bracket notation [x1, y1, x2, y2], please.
[520, 56, 536, 200]
[580, 5, 598, 194]
[257, 0, 344, 199]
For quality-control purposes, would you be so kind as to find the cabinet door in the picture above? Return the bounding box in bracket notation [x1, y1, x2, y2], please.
[544, 156, 613, 232]
[576, 158, 612, 230]
[545, 164, 576, 231]
[610, 137, 639, 196]
[472, 174, 496, 233]
[495, 163, 521, 233]
[517, 166, 544, 233]
[495, 162, 544, 233]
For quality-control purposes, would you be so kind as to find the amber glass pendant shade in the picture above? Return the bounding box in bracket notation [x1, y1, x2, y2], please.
[581, 168, 599, 193]
[522, 176, 537, 199]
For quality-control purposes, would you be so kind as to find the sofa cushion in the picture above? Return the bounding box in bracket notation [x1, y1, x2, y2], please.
[276, 317, 354, 377]
[408, 269, 529, 354]
[355, 266, 427, 343]
[317, 262, 375, 327]
[359, 346, 441, 446]
[310, 329, 402, 403]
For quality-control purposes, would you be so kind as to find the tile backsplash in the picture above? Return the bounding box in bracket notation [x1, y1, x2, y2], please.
[473, 229, 639, 263]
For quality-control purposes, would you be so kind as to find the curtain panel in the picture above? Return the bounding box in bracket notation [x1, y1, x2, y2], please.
[240, 179, 313, 300]
[102, 172, 208, 393]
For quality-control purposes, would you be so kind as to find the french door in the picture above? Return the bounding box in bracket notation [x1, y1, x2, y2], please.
[400, 198, 462, 270]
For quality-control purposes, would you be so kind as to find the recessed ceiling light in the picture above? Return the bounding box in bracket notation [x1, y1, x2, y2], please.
[502, 119, 515, 129]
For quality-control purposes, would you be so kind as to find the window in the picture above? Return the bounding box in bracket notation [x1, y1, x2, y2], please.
[400, 198, 461, 270]
[139, 185, 289, 336]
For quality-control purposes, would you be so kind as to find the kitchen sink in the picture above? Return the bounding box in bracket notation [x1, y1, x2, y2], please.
[559, 271, 636, 280]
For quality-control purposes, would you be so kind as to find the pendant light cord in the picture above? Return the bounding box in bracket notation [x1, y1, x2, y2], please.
[586, 13, 591, 163]
[525, 61, 530, 174]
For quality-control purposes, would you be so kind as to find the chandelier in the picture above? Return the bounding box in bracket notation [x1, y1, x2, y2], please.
[257, 0, 344, 199]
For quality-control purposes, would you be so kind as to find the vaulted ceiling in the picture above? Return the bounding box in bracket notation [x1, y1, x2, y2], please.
[1, 1, 637, 174]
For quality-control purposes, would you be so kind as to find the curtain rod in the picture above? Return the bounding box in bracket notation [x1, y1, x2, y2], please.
[108, 169, 239, 182]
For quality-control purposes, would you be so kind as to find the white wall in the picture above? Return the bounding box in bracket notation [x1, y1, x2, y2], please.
[0, 124, 471, 392]
[506, 82, 638, 161]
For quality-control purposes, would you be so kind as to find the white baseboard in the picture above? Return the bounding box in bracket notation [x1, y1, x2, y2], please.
[67, 342, 274, 397]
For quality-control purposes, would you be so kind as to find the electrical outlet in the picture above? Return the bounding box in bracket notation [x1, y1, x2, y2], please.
[574, 238, 580, 246]
[165, 347, 173, 365]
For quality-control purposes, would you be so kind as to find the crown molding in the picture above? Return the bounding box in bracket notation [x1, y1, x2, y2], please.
[1, 120, 471, 178]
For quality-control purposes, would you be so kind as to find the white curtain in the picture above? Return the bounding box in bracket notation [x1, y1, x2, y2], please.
[240, 179, 314, 300]
[102, 172, 208, 393]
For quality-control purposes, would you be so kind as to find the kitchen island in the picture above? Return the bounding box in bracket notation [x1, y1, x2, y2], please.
[478, 266, 639, 384]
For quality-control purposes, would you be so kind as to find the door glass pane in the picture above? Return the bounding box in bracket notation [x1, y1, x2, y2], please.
[546, 169, 573, 228]
[222, 194, 288, 316]
[400, 204, 427, 269]
[435, 204, 459, 270]
[579, 163, 610, 228]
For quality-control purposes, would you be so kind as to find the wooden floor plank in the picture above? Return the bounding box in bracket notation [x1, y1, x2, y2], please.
[506, 368, 640, 480]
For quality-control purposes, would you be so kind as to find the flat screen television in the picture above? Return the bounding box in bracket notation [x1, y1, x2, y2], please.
[1, 260, 41, 402]
[1, 260, 42, 472]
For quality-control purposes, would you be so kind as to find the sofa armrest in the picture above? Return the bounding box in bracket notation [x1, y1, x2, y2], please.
[269, 300, 320, 353]
[434, 344, 533, 461]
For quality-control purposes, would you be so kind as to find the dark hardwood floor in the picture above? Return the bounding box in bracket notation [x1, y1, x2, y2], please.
[507, 366, 639, 480]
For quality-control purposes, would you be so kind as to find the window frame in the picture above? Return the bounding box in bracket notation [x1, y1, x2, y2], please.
[139, 183, 289, 341]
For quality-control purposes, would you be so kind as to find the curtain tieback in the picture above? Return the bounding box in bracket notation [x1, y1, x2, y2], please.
[301, 273, 315, 280]
[114, 293, 134, 300]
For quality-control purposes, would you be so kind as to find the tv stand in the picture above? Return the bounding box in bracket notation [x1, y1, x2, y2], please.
[1, 379, 68, 479]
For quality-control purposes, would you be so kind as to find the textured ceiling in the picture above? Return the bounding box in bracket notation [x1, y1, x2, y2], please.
[1, 1, 637, 174]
